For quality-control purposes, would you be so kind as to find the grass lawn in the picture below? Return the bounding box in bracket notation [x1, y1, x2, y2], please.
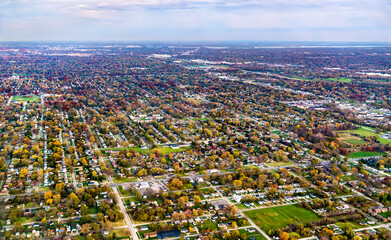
[38, 186, 51, 192]
[18, 217, 36, 224]
[74, 236, 87, 240]
[342, 174, 359, 182]
[184, 183, 194, 190]
[117, 186, 134, 197]
[339, 127, 391, 145]
[199, 220, 218, 231]
[25, 202, 40, 208]
[13, 95, 40, 103]
[323, 77, 352, 83]
[348, 151, 386, 159]
[338, 132, 366, 145]
[267, 161, 293, 167]
[113, 176, 138, 184]
[252, 235, 268, 240]
[101, 146, 192, 155]
[244, 204, 320, 233]
[88, 206, 99, 214]
[235, 203, 249, 210]
[187, 98, 204, 104]
[109, 228, 129, 239]
[107, 220, 126, 228]
[190, 118, 209, 121]
[335, 221, 362, 230]
[379, 211, 391, 218]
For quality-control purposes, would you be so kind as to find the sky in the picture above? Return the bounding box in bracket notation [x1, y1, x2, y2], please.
[1, 0, 391, 42]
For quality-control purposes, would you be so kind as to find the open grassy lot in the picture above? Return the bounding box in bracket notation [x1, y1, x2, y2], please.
[338, 127, 391, 145]
[267, 161, 293, 167]
[13, 95, 40, 103]
[107, 220, 126, 228]
[335, 221, 362, 230]
[18, 217, 36, 223]
[113, 176, 138, 184]
[109, 228, 129, 239]
[38, 186, 51, 192]
[323, 77, 352, 83]
[101, 146, 192, 155]
[338, 132, 366, 145]
[348, 151, 386, 159]
[187, 98, 205, 104]
[244, 204, 320, 233]
[341, 174, 359, 182]
[379, 211, 391, 218]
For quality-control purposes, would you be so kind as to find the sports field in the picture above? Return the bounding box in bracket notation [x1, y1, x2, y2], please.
[348, 151, 386, 159]
[244, 204, 320, 233]
[338, 132, 366, 145]
[338, 127, 391, 145]
[13, 95, 40, 103]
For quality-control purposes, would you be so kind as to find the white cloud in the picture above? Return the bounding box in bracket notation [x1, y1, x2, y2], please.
[1, 0, 390, 41]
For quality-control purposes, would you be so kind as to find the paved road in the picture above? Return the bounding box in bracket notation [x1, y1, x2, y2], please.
[89, 129, 139, 240]
[110, 178, 139, 240]
[208, 183, 272, 240]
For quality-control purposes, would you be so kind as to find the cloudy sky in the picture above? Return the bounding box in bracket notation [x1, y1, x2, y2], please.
[1, 0, 391, 41]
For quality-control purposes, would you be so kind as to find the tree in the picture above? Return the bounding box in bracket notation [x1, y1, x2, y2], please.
[19, 168, 28, 178]
[41, 217, 47, 225]
[80, 158, 88, 166]
[233, 180, 242, 188]
[97, 213, 105, 222]
[37, 170, 44, 182]
[345, 227, 355, 238]
[172, 212, 179, 221]
[91, 223, 100, 231]
[55, 182, 65, 192]
[69, 146, 75, 154]
[81, 205, 89, 216]
[138, 169, 147, 177]
[69, 192, 80, 207]
[44, 191, 53, 200]
[231, 222, 238, 229]
[194, 195, 201, 205]
[53, 194, 61, 204]
[168, 178, 183, 189]
[81, 223, 91, 235]
[231, 230, 240, 239]
[94, 150, 101, 157]
[279, 231, 289, 240]
[12, 221, 23, 233]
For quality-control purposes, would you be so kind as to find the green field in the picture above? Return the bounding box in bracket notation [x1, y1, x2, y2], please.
[284, 76, 352, 83]
[101, 146, 192, 155]
[323, 77, 352, 83]
[267, 161, 293, 167]
[379, 211, 391, 218]
[187, 98, 204, 104]
[13, 95, 40, 103]
[335, 221, 362, 230]
[338, 127, 391, 145]
[109, 228, 129, 238]
[113, 177, 138, 184]
[348, 151, 386, 159]
[341, 174, 359, 182]
[244, 204, 320, 233]
[338, 132, 366, 145]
